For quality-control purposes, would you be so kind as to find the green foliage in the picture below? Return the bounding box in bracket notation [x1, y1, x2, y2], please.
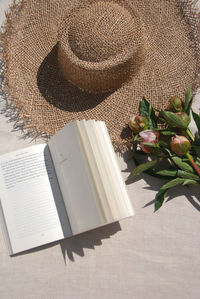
[147, 169, 199, 180]
[171, 156, 194, 173]
[185, 98, 193, 115]
[142, 142, 156, 148]
[128, 159, 161, 179]
[184, 87, 192, 114]
[139, 97, 157, 129]
[160, 130, 176, 136]
[154, 178, 198, 211]
[127, 89, 200, 212]
[194, 132, 200, 145]
[192, 110, 200, 132]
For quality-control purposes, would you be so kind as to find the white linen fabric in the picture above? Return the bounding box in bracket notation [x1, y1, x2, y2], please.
[0, 1, 200, 298]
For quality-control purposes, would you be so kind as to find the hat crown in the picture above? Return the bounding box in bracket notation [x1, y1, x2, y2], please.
[68, 2, 138, 62]
[58, 1, 145, 92]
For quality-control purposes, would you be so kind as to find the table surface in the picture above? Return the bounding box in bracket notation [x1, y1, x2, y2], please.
[0, 1, 200, 299]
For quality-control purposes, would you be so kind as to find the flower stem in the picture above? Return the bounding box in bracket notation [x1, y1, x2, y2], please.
[186, 128, 194, 142]
[186, 152, 200, 177]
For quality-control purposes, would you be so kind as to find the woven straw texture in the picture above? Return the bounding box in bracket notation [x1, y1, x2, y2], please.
[57, 2, 145, 93]
[1, 0, 200, 149]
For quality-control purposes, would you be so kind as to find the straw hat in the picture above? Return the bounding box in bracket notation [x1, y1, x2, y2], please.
[1, 0, 200, 149]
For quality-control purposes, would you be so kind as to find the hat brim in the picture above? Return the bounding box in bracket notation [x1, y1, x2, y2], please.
[1, 0, 200, 149]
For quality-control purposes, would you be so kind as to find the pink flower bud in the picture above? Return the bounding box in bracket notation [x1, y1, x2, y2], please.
[168, 96, 183, 112]
[170, 135, 191, 156]
[128, 115, 149, 133]
[139, 130, 159, 153]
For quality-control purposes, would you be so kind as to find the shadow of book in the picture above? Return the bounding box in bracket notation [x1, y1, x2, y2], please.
[60, 221, 121, 262]
[12, 221, 121, 261]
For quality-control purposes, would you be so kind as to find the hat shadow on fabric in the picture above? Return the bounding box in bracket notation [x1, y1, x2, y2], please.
[37, 44, 113, 112]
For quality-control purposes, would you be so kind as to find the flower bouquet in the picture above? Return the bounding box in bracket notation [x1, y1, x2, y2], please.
[127, 88, 200, 211]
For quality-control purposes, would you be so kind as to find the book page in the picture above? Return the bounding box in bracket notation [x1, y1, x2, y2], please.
[0, 144, 72, 255]
[48, 122, 105, 235]
[48, 120, 134, 236]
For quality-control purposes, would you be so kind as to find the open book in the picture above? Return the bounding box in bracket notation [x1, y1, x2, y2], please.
[0, 120, 134, 255]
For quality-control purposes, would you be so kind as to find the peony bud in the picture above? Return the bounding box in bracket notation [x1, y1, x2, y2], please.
[176, 112, 190, 128]
[170, 135, 191, 156]
[128, 115, 149, 133]
[161, 110, 190, 129]
[139, 129, 159, 153]
[168, 96, 183, 112]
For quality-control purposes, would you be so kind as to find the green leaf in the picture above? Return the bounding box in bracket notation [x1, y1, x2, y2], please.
[159, 140, 168, 148]
[160, 130, 176, 136]
[161, 111, 187, 129]
[148, 168, 199, 180]
[160, 178, 187, 190]
[155, 177, 199, 211]
[182, 179, 198, 186]
[142, 142, 156, 148]
[153, 147, 167, 157]
[171, 156, 194, 173]
[128, 159, 161, 179]
[153, 169, 177, 177]
[163, 148, 173, 157]
[176, 170, 199, 180]
[192, 110, 200, 132]
[194, 132, 200, 145]
[149, 108, 157, 129]
[185, 98, 193, 115]
[184, 87, 192, 112]
[155, 189, 168, 211]
[146, 168, 177, 179]
[194, 156, 200, 168]
[139, 97, 149, 117]
[139, 97, 157, 129]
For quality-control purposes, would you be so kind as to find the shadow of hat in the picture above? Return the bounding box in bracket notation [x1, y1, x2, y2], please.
[37, 43, 113, 112]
